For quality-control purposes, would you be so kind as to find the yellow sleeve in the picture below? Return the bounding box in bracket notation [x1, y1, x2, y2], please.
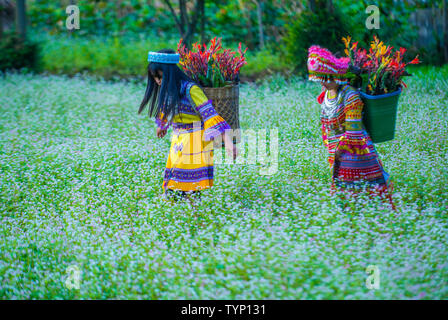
[190, 85, 209, 106]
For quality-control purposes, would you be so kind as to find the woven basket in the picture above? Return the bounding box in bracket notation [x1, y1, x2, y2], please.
[203, 84, 241, 146]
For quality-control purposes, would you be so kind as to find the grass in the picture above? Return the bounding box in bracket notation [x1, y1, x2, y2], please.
[35, 33, 178, 79]
[0, 68, 447, 299]
[26, 32, 447, 82]
[32, 33, 288, 81]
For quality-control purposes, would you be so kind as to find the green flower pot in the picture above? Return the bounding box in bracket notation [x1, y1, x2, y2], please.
[359, 88, 401, 143]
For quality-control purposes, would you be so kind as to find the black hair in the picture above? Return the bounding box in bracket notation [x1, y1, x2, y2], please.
[138, 49, 192, 122]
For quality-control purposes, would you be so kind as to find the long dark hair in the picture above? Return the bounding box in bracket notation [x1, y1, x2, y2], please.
[138, 49, 192, 122]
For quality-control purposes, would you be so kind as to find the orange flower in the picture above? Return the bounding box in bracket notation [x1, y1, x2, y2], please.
[381, 56, 391, 66]
[342, 36, 351, 49]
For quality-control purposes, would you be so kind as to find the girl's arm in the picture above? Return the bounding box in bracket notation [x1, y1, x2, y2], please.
[222, 132, 238, 160]
[189, 85, 237, 159]
[155, 111, 169, 138]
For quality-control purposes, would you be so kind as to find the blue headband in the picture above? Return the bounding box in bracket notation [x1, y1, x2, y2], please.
[147, 52, 180, 64]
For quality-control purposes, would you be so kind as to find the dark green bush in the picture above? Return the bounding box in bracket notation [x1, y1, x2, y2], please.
[283, 5, 352, 77]
[0, 33, 40, 72]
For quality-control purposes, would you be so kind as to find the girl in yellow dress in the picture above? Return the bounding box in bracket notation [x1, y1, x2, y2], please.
[138, 49, 237, 201]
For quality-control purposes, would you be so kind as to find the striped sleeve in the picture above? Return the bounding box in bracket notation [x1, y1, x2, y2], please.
[155, 111, 170, 130]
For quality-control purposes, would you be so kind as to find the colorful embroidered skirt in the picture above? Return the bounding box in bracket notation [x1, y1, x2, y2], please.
[331, 129, 391, 192]
[163, 123, 215, 192]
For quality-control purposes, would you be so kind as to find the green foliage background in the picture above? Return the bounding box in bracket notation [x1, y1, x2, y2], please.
[283, 4, 351, 76]
[0, 0, 444, 77]
[0, 32, 40, 72]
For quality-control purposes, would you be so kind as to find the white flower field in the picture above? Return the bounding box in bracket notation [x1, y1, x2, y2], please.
[0, 68, 447, 299]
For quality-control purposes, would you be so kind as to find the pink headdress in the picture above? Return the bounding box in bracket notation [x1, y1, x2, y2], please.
[307, 45, 350, 84]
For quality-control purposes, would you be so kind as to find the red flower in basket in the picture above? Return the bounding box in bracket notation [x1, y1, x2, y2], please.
[177, 37, 248, 88]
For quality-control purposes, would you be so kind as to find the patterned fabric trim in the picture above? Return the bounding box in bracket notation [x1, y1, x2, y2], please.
[163, 166, 214, 182]
[155, 112, 170, 130]
[178, 102, 200, 115]
[182, 81, 197, 106]
[195, 100, 217, 122]
[203, 121, 231, 141]
[172, 122, 203, 130]
[171, 122, 204, 135]
[345, 120, 363, 131]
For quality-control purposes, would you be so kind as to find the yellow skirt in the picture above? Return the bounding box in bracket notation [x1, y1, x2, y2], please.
[163, 126, 215, 192]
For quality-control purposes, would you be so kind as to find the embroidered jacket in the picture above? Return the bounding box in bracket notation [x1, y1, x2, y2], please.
[155, 81, 231, 141]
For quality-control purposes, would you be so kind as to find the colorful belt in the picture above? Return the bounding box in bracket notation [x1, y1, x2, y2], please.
[325, 127, 345, 137]
[172, 122, 204, 131]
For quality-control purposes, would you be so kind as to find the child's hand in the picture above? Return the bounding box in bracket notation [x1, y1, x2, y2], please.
[223, 133, 238, 160]
[225, 143, 238, 160]
[157, 127, 167, 138]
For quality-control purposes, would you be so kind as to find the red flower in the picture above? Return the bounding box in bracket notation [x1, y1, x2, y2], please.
[399, 47, 406, 57]
[176, 37, 248, 86]
[344, 35, 420, 94]
[408, 55, 420, 65]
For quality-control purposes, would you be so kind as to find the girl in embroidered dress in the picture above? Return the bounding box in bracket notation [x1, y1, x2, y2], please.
[307, 45, 393, 200]
[138, 49, 237, 201]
